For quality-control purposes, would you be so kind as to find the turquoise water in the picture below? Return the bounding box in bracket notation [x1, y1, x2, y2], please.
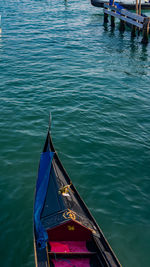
[0, 0, 150, 266]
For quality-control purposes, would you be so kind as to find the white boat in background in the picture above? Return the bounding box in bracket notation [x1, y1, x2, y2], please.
[91, 0, 150, 9]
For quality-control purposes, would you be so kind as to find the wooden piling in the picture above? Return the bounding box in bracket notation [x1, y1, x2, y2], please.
[104, 13, 109, 23]
[119, 20, 125, 32]
[142, 17, 150, 44]
[111, 15, 115, 27]
[111, 1, 115, 27]
[138, 0, 141, 16]
[131, 25, 136, 37]
[104, 3, 150, 43]
[136, 0, 138, 14]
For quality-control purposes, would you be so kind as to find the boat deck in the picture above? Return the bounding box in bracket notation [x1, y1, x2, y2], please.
[41, 154, 99, 236]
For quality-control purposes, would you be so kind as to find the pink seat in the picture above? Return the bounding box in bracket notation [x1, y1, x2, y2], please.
[49, 242, 70, 253]
[49, 241, 88, 253]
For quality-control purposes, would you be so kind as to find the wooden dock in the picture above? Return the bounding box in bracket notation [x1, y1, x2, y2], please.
[103, 3, 150, 44]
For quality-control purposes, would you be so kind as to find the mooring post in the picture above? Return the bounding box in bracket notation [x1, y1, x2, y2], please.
[136, 0, 138, 14]
[104, 12, 109, 23]
[111, 15, 115, 27]
[119, 20, 125, 32]
[137, 0, 142, 35]
[138, 0, 141, 15]
[142, 17, 150, 44]
[131, 25, 136, 37]
[110, 0, 115, 27]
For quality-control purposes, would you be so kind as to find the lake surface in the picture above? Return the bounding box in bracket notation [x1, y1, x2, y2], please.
[0, 0, 150, 266]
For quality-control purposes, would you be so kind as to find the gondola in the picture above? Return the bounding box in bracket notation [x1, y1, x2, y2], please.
[34, 128, 121, 267]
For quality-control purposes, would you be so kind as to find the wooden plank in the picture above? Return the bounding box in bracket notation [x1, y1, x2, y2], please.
[104, 3, 145, 22]
[48, 252, 96, 255]
[104, 9, 143, 28]
[120, 16, 143, 28]
[104, 9, 125, 20]
[121, 9, 145, 22]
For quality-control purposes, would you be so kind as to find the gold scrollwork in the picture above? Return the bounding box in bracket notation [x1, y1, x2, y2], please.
[63, 209, 76, 220]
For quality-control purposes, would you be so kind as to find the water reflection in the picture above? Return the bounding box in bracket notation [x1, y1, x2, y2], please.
[0, 14, 1, 34]
[64, 0, 68, 8]
[141, 45, 148, 61]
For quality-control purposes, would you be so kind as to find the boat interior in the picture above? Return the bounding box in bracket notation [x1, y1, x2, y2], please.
[47, 220, 104, 267]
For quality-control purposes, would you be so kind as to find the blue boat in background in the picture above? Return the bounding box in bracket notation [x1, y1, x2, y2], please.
[91, 0, 150, 9]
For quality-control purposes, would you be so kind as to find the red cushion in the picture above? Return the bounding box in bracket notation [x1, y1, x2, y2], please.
[49, 242, 70, 253]
[49, 241, 88, 253]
